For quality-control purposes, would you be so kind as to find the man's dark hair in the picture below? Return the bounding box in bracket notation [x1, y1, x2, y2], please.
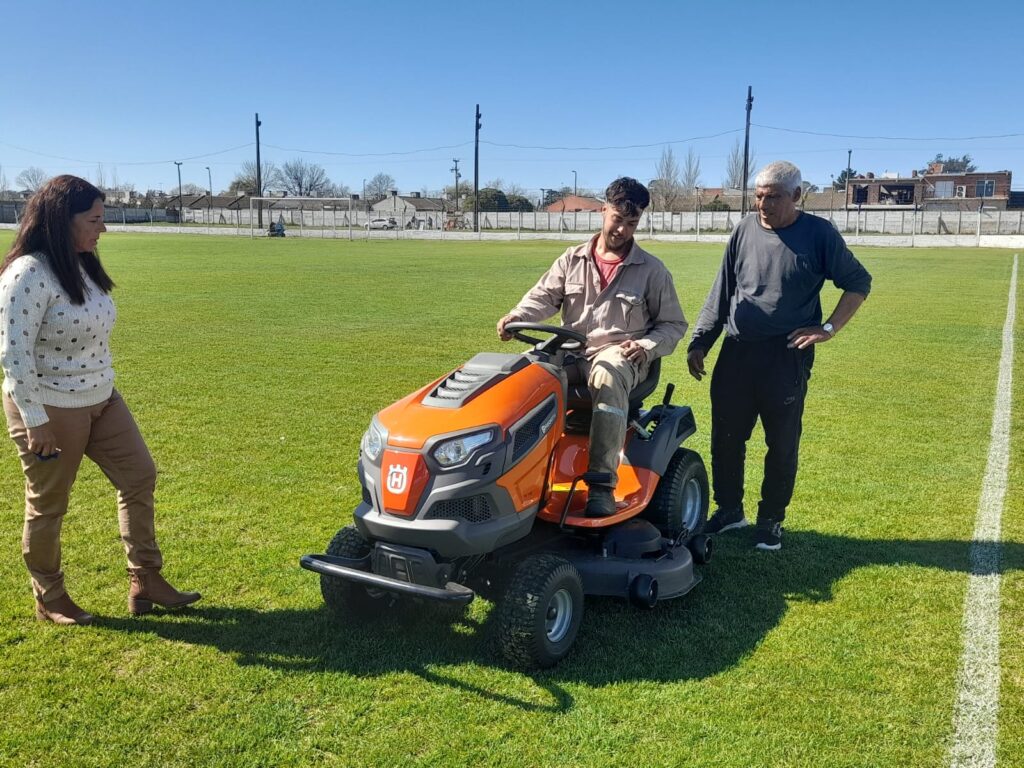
[604, 177, 650, 217]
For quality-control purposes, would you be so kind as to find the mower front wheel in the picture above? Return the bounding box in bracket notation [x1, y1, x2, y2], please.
[644, 448, 709, 541]
[497, 554, 584, 670]
[321, 525, 397, 620]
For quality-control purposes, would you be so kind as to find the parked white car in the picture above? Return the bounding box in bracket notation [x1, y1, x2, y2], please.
[368, 217, 397, 230]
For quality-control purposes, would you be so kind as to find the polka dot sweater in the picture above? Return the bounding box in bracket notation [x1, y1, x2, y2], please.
[0, 254, 117, 428]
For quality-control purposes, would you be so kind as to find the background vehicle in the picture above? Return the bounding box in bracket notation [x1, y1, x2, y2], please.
[368, 217, 398, 230]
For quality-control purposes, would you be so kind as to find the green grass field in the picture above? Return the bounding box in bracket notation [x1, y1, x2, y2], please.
[0, 233, 1020, 767]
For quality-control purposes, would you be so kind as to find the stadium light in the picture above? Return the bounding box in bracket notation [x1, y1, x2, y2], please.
[205, 166, 212, 224]
[572, 170, 577, 197]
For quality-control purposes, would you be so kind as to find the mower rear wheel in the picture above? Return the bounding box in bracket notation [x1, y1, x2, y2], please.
[321, 525, 395, 620]
[497, 554, 584, 670]
[644, 448, 709, 540]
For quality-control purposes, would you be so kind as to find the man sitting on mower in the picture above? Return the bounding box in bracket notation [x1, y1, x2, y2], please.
[497, 177, 688, 517]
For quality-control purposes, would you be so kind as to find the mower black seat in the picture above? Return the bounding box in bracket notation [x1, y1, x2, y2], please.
[566, 356, 661, 413]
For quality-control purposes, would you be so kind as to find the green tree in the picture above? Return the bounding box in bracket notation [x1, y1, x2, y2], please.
[462, 187, 509, 211]
[922, 154, 976, 173]
[833, 169, 857, 190]
[505, 194, 534, 212]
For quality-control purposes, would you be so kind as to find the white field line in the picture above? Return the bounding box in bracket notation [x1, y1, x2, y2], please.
[948, 253, 1017, 768]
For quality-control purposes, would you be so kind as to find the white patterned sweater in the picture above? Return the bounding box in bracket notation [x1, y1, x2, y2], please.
[0, 254, 116, 428]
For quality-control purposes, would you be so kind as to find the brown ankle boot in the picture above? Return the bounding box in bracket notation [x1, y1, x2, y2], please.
[36, 593, 94, 626]
[128, 568, 201, 615]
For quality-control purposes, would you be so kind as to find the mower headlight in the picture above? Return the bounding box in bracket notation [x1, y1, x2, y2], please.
[361, 421, 384, 461]
[432, 429, 494, 468]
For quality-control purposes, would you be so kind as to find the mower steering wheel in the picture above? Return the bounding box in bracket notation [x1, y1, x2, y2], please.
[505, 322, 586, 352]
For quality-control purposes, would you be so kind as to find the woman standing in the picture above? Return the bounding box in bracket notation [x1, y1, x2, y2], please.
[1, 175, 199, 625]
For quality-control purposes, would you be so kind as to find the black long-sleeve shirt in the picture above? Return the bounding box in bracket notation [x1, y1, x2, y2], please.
[688, 213, 872, 352]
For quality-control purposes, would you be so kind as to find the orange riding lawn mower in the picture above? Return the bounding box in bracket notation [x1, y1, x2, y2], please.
[300, 323, 712, 669]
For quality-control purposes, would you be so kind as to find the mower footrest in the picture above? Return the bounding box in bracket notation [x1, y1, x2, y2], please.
[299, 554, 475, 605]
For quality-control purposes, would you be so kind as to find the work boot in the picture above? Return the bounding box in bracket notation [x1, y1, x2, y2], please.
[585, 485, 617, 517]
[128, 568, 201, 615]
[35, 593, 94, 626]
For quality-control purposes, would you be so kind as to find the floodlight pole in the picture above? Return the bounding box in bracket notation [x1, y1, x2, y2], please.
[205, 166, 212, 224]
[741, 86, 753, 216]
[255, 113, 263, 229]
[450, 158, 461, 212]
[845, 149, 852, 210]
[174, 161, 183, 226]
[572, 170, 577, 197]
[473, 104, 481, 232]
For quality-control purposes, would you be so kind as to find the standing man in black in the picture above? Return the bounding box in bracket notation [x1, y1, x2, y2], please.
[687, 161, 872, 550]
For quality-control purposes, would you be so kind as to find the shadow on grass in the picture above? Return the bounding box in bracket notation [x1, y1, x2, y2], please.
[98, 531, 1022, 707]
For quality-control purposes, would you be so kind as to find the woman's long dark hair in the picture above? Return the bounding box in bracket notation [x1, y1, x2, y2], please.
[1, 174, 114, 304]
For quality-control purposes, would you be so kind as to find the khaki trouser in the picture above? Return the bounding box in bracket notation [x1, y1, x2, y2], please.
[567, 346, 650, 488]
[4, 390, 162, 602]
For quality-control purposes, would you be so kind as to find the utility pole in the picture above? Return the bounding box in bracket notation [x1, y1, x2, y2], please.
[741, 85, 753, 216]
[845, 149, 852, 209]
[540, 188, 549, 209]
[255, 112, 263, 228]
[205, 166, 212, 224]
[572, 170, 577, 197]
[473, 104, 481, 232]
[174, 161, 183, 225]
[450, 158, 461, 215]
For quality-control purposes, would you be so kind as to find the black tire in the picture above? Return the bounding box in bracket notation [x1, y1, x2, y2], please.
[496, 554, 584, 670]
[643, 448, 709, 540]
[320, 525, 396, 620]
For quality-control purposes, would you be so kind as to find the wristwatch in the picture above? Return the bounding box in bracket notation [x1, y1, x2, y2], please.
[822, 322, 836, 337]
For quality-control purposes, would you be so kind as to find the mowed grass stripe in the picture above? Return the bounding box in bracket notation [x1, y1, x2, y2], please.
[0, 233, 1020, 768]
[949, 254, 1017, 768]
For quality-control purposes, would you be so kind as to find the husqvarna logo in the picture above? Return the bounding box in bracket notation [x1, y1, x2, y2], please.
[386, 464, 409, 494]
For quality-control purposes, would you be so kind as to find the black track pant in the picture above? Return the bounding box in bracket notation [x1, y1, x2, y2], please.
[709, 336, 813, 523]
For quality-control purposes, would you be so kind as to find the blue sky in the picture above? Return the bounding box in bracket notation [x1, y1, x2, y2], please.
[2, 0, 1022, 198]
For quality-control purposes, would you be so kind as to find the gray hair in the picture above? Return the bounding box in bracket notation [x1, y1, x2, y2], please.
[755, 161, 802, 193]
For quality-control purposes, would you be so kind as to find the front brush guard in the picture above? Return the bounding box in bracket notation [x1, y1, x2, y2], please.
[299, 553, 475, 605]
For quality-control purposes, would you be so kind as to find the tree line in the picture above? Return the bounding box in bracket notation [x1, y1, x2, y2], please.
[1, 151, 982, 209]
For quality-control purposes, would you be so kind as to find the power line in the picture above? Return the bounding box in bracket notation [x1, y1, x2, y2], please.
[753, 124, 1024, 142]
[262, 141, 473, 157]
[481, 128, 744, 152]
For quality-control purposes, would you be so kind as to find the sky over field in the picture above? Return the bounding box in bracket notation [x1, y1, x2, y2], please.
[2, 0, 1022, 197]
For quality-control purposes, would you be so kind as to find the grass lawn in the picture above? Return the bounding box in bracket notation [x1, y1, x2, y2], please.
[0, 234, 1020, 767]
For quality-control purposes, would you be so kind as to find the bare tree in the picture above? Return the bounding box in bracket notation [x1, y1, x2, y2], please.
[16, 166, 49, 192]
[366, 173, 396, 201]
[723, 138, 756, 190]
[681, 148, 702, 193]
[505, 182, 528, 198]
[229, 160, 282, 196]
[181, 183, 205, 195]
[651, 146, 683, 211]
[280, 158, 332, 197]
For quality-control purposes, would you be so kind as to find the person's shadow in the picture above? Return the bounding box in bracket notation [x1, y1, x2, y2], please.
[98, 531, 1021, 712]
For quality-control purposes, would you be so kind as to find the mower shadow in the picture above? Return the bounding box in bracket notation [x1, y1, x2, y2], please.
[99, 531, 1022, 703]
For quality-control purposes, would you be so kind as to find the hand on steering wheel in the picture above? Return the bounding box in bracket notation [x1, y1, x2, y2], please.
[503, 322, 586, 353]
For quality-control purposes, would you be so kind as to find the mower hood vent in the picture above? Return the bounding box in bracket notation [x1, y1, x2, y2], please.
[423, 353, 529, 409]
